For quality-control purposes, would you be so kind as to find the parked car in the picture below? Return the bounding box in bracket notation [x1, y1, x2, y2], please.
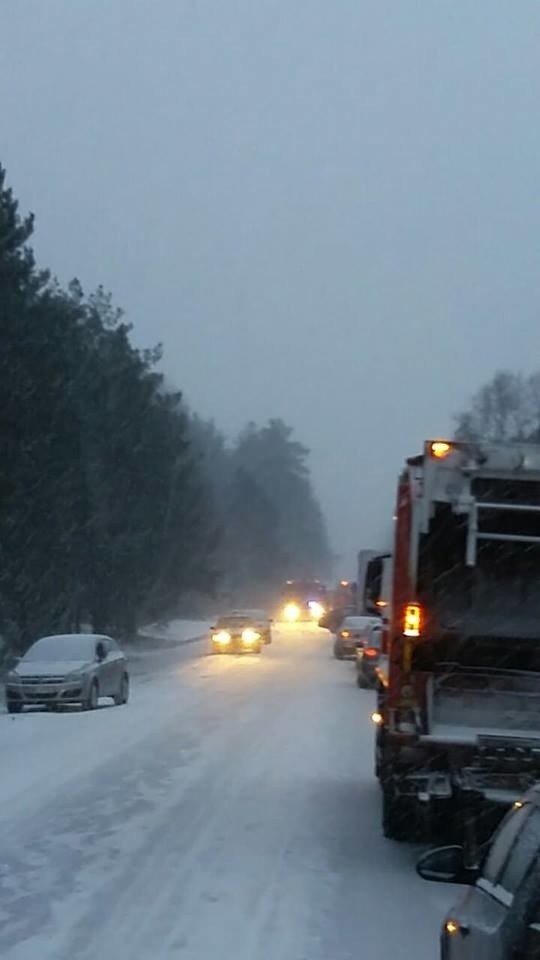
[333, 615, 380, 660]
[417, 784, 540, 960]
[211, 615, 263, 654]
[5, 633, 129, 713]
[355, 622, 383, 687]
[230, 609, 273, 644]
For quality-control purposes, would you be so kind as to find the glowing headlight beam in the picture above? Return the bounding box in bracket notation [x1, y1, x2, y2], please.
[283, 603, 300, 622]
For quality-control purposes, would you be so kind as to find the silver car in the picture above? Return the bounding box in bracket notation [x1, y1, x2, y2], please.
[5, 633, 129, 713]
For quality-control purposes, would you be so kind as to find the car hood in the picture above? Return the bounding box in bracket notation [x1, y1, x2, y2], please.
[15, 660, 93, 678]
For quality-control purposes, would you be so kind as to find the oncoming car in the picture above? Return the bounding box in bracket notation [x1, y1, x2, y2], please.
[417, 784, 540, 960]
[5, 633, 129, 712]
[210, 615, 263, 654]
[279, 581, 327, 623]
[230, 609, 273, 644]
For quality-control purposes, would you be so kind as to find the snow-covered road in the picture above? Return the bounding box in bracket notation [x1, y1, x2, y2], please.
[0, 625, 454, 960]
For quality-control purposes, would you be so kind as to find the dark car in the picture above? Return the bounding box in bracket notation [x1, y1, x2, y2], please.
[333, 615, 380, 660]
[355, 622, 383, 688]
[417, 785, 540, 960]
[210, 615, 263, 654]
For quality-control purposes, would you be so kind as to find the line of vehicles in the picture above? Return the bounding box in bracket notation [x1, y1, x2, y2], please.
[323, 437, 540, 959]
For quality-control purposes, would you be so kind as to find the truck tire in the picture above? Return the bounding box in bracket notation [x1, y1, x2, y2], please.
[382, 782, 415, 841]
[333, 639, 344, 660]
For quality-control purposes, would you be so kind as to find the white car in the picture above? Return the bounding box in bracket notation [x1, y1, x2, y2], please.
[333, 615, 381, 660]
[5, 633, 129, 712]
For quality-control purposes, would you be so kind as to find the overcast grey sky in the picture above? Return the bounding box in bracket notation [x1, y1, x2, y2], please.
[2, 1, 540, 574]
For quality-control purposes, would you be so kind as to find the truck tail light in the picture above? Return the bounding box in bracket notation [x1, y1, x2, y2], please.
[403, 603, 422, 638]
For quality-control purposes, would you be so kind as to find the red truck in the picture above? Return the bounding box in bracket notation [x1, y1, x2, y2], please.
[375, 439, 540, 844]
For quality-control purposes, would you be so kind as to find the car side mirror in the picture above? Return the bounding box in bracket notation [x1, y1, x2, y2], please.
[514, 923, 540, 960]
[95, 643, 107, 662]
[416, 845, 473, 884]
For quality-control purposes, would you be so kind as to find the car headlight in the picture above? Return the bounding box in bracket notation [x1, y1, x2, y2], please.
[242, 629, 261, 644]
[65, 668, 87, 682]
[283, 603, 300, 621]
[213, 631, 231, 645]
[308, 601, 325, 619]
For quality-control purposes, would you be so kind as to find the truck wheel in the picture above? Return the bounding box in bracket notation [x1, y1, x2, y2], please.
[333, 640, 344, 660]
[7, 700, 22, 714]
[382, 782, 414, 841]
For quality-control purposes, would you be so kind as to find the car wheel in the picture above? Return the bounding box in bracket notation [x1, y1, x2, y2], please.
[114, 673, 129, 706]
[84, 679, 99, 711]
[7, 700, 22, 714]
[333, 640, 344, 660]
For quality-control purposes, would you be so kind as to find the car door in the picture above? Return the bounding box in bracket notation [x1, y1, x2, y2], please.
[104, 638, 124, 694]
[446, 802, 537, 960]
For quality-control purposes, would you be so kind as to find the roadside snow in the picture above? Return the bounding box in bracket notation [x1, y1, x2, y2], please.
[137, 618, 211, 645]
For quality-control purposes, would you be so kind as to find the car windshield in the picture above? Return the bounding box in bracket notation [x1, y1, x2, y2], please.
[217, 618, 252, 629]
[23, 635, 97, 663]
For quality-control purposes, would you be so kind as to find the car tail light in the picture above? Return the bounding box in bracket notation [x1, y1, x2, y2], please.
[364, 647, 378, 657]
[403, 603, 422, 638]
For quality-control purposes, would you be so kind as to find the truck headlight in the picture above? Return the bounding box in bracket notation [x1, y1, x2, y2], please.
[283, 603, 300, 621]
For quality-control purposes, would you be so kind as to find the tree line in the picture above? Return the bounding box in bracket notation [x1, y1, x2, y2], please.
[0, 165, 331, 652]
[455, 370, 540, 443]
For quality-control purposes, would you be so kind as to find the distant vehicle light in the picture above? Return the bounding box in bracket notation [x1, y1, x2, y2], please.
[513, 800, 524, 809]
[430, 441, 452, 459]
[213, 631, 231, 645]
[375, 600, 387, 608]
[445, 920, 460, 936]
[283, 603, 300, 622]
[242, 628, 260, 644]
[308, 601, 325, 619]
[371, 711, 383, 725]
[403, 603, 422, 638]
[364, 647, 378, 657]
[340, 580, 349, 587]
[341, 630, 351, 638]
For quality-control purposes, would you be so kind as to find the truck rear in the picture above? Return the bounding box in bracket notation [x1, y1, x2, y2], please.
[376, 440, 540, 843]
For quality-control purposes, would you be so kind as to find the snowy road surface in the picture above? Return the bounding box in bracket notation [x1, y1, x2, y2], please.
[0, 624, 454, 960]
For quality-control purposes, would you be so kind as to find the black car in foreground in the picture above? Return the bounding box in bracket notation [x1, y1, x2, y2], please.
[417, 784, 540, 960]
